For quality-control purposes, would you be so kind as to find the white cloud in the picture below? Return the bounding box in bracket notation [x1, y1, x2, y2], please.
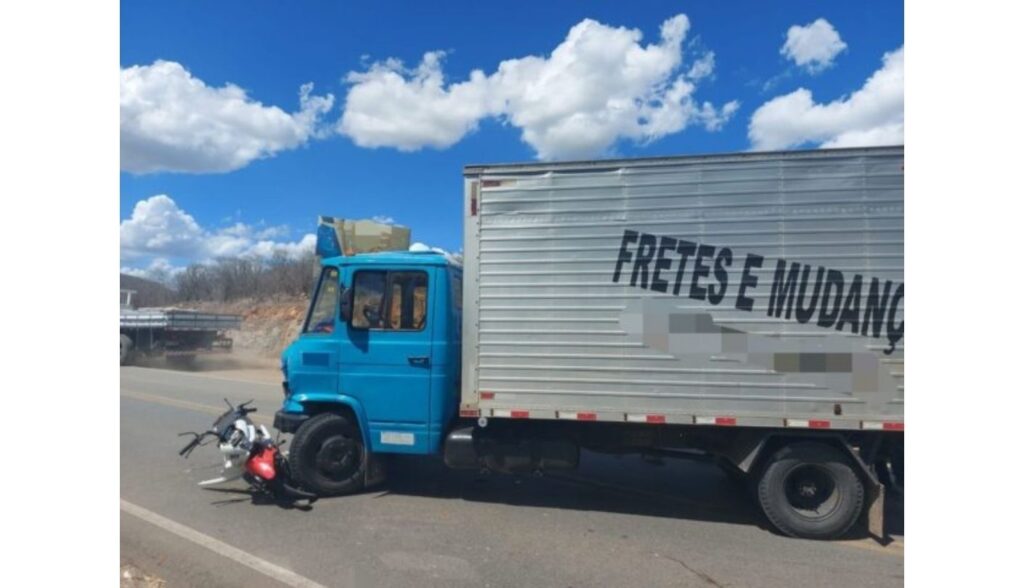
[120, 195, 315, 265]
[748, 47, 903, 151]
[221, 221, 290, 240]
[781, 19, 847, 73]
[340, 52, 492, 151]
[121, 258, 184, 283]
[245, 234, 317, 259]
[687, 52, 716, 81]
[120, 194, 205, 259]
[121, 60, 334, 174]
[371, 215, 396, 225]
[254, 225, 290, 239]
[339, 14, 738, 160]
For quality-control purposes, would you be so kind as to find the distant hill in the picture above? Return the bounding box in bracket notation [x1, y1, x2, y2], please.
[120, 273, 176, 307]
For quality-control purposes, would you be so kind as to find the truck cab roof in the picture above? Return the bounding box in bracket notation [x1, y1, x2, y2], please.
[322, 250, 462, 270]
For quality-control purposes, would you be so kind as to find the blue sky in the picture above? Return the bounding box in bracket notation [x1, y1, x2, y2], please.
[120, 1, 903, 277]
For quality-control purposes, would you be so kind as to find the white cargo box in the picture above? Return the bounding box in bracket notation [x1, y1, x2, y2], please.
[460, 146, 904, 431]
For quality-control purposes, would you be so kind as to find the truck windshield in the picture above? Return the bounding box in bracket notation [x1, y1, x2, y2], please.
[304, 267, 340, 334]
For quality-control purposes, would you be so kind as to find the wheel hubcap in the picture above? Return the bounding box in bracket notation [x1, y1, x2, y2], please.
[784, 465, 840, 518]
[314, 435, 359, 480]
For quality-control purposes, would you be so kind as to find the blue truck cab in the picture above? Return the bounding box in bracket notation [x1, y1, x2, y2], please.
[273, 251, 462, 493]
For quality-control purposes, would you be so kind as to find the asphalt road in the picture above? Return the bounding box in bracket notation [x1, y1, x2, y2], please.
[120, 365, 904, 588]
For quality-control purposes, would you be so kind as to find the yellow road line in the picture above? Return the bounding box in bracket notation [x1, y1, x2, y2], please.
[121, 366, 282, 387]
[121, 389, 274, 426]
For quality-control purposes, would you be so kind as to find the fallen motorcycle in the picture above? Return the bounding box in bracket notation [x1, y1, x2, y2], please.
[179, 399, 317, 502]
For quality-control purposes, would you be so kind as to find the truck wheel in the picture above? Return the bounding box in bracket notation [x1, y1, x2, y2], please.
[120, 335, 133, 366]
[289, 412, 366, 496]
[756, 442, 864, 540]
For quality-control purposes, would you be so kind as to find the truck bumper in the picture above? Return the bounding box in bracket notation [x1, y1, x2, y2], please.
[273, 410, 310, 433]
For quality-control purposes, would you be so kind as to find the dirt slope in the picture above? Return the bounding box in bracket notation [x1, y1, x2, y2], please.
[182, 295, 309, 358]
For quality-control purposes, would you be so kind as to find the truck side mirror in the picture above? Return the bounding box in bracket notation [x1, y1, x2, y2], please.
[363, 306, 381, 326]
[340, 287, 353, 323]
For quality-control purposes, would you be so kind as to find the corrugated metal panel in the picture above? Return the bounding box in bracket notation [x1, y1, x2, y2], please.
[462, 146, 904, 428]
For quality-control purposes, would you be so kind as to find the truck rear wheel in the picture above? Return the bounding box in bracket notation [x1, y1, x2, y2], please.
[289, 412, 366, 496]
[756, 442, 864, 540]
[120, 335, 133, 366]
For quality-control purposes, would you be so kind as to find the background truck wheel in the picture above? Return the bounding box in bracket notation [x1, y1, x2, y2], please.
[120, 335, 133, 366]
[756, 442, 864, 540]
[289, 412, 366, 496]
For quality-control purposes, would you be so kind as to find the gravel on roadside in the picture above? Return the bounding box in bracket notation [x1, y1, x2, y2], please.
[121, 562, 165, 588]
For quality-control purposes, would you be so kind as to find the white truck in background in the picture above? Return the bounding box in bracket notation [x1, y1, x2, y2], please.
[120, 289, 241, 366]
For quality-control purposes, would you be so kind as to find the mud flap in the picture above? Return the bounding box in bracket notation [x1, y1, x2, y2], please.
[865, 481, 889, 544]
[363, 448, 387, 488]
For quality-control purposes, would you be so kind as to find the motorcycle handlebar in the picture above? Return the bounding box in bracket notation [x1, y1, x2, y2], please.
[178, 432, 211, 457]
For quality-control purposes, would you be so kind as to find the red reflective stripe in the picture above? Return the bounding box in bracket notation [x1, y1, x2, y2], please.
[510, 410, 530, 419]
[646, 414, 666, 424]
[883, 422, 904, 431]
[577, 412, 597, 421]
[459, 409, 480, 418]
[809, 420, 831, 429]
[715, 417, 737, 426]
[480, 391, 495, 400]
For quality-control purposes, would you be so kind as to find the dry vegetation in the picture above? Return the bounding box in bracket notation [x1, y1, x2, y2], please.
[174, 251, 318, 302]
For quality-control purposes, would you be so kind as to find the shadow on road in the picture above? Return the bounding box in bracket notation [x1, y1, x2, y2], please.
[366, 450, 904, 541]
[201, 486, 318, 512]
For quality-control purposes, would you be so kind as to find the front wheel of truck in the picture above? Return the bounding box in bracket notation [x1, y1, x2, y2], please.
[289, 412, 366, 496]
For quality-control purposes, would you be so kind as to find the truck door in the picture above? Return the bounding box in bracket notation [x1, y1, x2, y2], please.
[340, 267, 435, 454]
[286, 267, 343, 401]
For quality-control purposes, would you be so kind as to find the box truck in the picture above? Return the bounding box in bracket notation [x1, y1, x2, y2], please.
[273, 146, 904, 540]
[120, 289, 241, 366]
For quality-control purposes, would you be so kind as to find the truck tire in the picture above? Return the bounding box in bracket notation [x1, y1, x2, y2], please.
[289, 412, 366, 496]
[756, 442, 864, 540]
[120, 335, 133, 366]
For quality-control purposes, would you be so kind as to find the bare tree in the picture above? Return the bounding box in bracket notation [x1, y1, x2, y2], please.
[175, 264, 217, 301]
[170, 253, 317, 303]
